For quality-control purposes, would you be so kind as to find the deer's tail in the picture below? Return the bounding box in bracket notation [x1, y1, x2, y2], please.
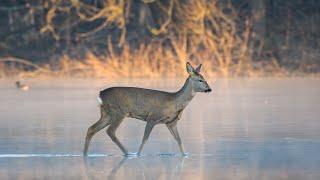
[97, 95, 103, 105]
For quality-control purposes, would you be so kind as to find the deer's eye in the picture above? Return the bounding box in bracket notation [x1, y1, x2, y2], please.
[199, 80, 204, 83]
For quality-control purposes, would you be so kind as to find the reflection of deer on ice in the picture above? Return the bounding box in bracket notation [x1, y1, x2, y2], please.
[84, 62, 212, 156]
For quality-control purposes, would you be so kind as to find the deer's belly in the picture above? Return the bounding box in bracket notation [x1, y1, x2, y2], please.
[128, 113, 177, 124]
[157, 112, 182, 124]
[129, 114, 147, 121]
[157, 116, 176, 124]
[127, 107, 182, 124]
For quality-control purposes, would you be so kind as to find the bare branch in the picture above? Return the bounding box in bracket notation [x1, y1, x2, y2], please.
[0, 57, 49, 72]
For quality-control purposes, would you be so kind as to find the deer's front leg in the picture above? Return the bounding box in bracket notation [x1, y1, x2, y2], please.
[166, 122, 186, 155]
[137, 122, 156, 155]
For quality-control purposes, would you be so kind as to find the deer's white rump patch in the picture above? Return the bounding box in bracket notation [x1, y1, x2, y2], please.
[97, 96, 103, 105]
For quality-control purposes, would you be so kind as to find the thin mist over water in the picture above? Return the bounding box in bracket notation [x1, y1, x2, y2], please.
[0, 78, 319, 179]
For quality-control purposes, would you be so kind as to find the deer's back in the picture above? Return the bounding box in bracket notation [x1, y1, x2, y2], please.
[99, 87, 175, 120]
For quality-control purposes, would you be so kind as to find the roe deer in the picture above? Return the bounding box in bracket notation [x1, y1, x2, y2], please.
[83, 62, 212, 156]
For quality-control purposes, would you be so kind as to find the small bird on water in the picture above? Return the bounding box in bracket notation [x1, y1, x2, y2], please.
[15, 81, 29, 91]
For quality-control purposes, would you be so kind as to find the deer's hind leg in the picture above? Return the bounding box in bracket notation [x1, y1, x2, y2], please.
[84, 106, 111, 156]
[106, 113, 128, 155]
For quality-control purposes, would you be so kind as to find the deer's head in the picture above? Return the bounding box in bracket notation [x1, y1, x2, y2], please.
[186, 62, 212, 93]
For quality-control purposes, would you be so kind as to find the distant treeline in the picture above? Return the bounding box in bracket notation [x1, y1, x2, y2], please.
[0, 0, 319, 77]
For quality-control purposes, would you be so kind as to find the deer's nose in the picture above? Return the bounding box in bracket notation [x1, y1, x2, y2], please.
[205, 88, 212, 92]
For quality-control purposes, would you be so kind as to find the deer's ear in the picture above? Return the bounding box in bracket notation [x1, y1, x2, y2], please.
[195, 64, 202, 73]
[186, 62, 195, 75]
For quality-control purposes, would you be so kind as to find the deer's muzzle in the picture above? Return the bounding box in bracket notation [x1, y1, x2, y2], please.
[204, 88, 212, 93]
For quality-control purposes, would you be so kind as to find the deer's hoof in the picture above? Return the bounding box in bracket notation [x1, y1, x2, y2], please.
[181, 152, 190, 157]
[124, 152, 138, 157]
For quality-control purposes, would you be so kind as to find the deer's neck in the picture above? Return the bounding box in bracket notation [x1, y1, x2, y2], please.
[174, 77, 196, 110]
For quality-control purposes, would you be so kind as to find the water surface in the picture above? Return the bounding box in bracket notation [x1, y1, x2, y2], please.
[0, 78, 319, 179]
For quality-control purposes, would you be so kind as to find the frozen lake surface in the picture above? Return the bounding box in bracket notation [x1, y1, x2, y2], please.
[0, 78, 319, 179]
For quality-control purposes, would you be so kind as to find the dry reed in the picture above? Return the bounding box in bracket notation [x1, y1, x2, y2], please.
[1, 0, 314, 79]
